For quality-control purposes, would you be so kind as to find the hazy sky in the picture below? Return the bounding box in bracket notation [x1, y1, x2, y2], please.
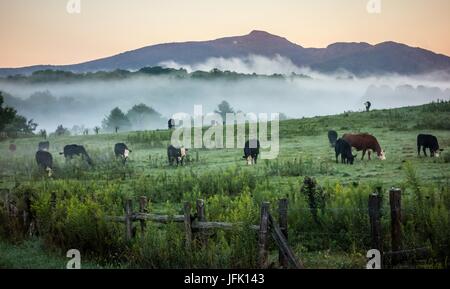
[1, 0, 449, 68]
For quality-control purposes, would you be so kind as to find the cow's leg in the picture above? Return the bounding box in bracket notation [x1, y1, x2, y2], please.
[368, 150, 371, 161]
[336, 153, 339, 164]
[418, 145, 421, 156]
[361, 150, 366, 160]
[423, 147, 427, 157]
[254, 154, 258, 164]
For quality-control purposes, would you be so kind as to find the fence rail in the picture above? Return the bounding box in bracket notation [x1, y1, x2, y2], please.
[105, 198, 303, 269]
[3, 185, 440, 269]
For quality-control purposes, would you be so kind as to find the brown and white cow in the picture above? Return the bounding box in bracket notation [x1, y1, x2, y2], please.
[342, 133, 386, 161]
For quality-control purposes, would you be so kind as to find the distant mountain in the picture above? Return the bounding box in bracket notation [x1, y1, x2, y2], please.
[2, 30, 450, 76]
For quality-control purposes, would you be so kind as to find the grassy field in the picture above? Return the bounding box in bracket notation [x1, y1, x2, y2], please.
[1, 102, 449, 269]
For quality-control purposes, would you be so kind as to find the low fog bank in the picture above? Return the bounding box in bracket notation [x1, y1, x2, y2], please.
[0, 55, 449, 132]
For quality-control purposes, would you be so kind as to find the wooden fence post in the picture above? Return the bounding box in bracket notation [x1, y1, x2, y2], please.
[23, 191, 31, 235]
[368, 192, 383, 257]
[389, 188, 402, 254]
[196, 199, 206, 246]
[125, 199, 133, 242]
[50, 192, 57, 210]
[258, 202, 270, 269]
[278, 198, 288, 268]
[184, 202, 192, 249]
[139, 196, 148, 233]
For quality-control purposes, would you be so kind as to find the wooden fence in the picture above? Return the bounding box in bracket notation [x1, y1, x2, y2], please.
[368, 188, 433, 267]
[107, 198, 304, 269]
[4, 187, 436, 269]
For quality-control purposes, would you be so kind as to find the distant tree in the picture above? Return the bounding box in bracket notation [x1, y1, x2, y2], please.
[279, 113, 289, 121]
[126, 103, 162, 131]
[1, 91, 38, 136]
[214, 101, 234, 123]
[0, 92, 17, 131]
[39, 129, 47, 139]
[55, 125, 70, 136]
[102, 107, 131, 132]
[4, 115, 38, 135]
[71, 125, 84, 135]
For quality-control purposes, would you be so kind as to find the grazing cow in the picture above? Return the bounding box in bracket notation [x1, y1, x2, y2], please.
[114, 143, 132, 163]
[417, 134, 443, 157]
[9, 143, 16, 153]
[335, 138, 356, 165]
[243, 139, 260, 165]
[343, 133, 386, 161]
[36, 150, 53, 176]
[38, 141, 50, 151]
[328, 130, 338, 148]
[60, 144, 93, 165]
[167, 145, 188, 166]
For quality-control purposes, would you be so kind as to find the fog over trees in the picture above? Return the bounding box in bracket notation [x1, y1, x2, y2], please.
[0, 58, 449, 133]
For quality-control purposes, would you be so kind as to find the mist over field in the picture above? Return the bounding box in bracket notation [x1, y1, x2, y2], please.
[1, 55, 450, 132]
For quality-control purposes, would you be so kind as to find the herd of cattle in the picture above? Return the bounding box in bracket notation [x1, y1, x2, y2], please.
[329, 131, 443, 165]
[28, 131, 444, 175]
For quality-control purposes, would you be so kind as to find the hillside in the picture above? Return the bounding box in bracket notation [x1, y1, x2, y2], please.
[1, 102, 449, 269]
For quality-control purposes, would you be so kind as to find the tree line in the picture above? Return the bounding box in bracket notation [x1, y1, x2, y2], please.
[0, 91, 37, 138]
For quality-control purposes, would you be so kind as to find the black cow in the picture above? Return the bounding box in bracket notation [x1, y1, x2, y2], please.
[168, 119, 175, 130]
[365, 101, 372, 112]
[36, 150, 53, 176]
[335, 138, 356, 165]
[38, 141, 50, 151]
[417, 134, 443, 157]
[114, 143, 132, 163]
[167, 145, 188, 166]
[328, 130, 338, 147]
[60, 144, 93, 165]
[243, 139, 260, 165]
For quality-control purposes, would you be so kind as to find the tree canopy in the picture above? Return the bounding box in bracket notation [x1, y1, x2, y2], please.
[214, 101, 235, 121]
[102, 107, 132, 132]
[126, 103, 162, 131]
[1, 91, 38, 136]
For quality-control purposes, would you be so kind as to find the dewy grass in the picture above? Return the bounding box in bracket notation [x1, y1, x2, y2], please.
[0, 102, 449, 268]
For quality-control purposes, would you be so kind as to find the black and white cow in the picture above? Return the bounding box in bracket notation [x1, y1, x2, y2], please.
[328, 130, 338, 148]
[38, 141, 50, 151]
[417, 134, 443, 157]
[36, 150, 53, 176]
[114, 143, 132, 163]
[335, 138, 356, 165]
[167, 145, 188, 166]
[243, 139, 260, 165]
[60, 144, 93, 165]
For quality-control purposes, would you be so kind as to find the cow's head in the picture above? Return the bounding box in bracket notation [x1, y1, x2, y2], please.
[349, 154, 357, 165]
[433, 149, 444, 158]
[46, 167, 53, 177]
[124, 149, 130, 159]
[246, 155, 254, 165]
[378, 150, 386, 161]
[179, 148, 187, 162]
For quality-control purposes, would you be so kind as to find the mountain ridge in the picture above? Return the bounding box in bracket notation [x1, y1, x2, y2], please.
[2, 30, 450, 76]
